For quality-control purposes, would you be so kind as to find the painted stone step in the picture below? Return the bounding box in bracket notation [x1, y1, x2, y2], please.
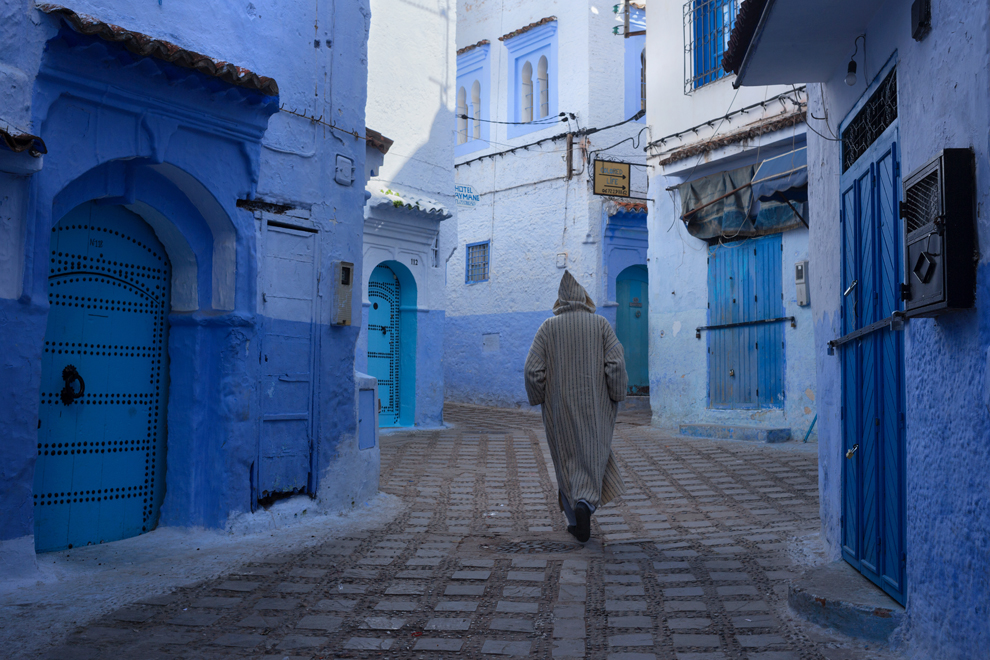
[618, 395, 651, 412]
[678, 424, 791, 443]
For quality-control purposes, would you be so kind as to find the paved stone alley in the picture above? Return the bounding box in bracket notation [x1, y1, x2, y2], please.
[37, 405, 896, 660]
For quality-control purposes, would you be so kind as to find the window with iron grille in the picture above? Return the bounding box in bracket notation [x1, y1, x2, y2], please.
[431, 234, 440, 268]
[841, 69, 898, 173]
[683, 0, 738, 93]
[466, 241, 490, 283]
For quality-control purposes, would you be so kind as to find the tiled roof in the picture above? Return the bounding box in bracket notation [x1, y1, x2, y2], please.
[498, 16, 556, 42]
[657, 110, 806, 167]
[367, 188, 451, 220]
[366, 128, 393, 155]
[615, 200, 647, 213]
[722, 0, 770, 75]
[0, 123, 46, 155]
[38, 4, 279, 96]
[456, 39, 490, 56]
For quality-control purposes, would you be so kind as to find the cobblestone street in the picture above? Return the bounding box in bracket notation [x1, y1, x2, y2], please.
[37, 405, 892, 660]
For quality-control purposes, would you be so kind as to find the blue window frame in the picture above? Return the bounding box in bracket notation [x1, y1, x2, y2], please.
[684, 0, 738, 92]
[456, 44, 491, 157]
[465, 241, 490, 283]
[503, 20, 558, 139]
[623, 6, 647, 121]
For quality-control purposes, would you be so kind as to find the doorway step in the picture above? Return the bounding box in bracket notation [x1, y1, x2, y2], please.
[678, 423, 791, 443]
[788, 561, 905, 643]
[618, 394, 651, 412]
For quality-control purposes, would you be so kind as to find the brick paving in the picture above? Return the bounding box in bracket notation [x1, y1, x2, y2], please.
[39, 404, 894, 660]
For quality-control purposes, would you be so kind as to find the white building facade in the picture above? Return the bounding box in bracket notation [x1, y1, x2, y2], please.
[645, 0, 817, 439]
[358, 0, 457, 427]
[447, 0, 650, 408]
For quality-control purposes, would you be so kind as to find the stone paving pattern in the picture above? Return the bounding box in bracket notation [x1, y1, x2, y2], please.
[41, 405, 888, 660]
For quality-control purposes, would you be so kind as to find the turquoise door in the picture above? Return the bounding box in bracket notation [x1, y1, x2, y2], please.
[616, 265, 649, 394]
[368, 264, 400, 426]
[35, 202, 170, 552]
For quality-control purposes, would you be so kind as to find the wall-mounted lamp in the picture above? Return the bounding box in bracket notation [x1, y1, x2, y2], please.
[844, 35, 866, 87]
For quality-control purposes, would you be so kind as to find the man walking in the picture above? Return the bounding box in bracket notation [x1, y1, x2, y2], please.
[524, 271, 628, 542]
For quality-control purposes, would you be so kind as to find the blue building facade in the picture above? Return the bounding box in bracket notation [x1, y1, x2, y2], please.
[0, 2, 377, 569]
[728, 0, 990, 656]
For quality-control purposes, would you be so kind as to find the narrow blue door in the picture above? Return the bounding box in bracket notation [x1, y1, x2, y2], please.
[708, 234, 783, 409]
[368, 265, 400, 426]
[839, 124, 906, 604]
[35, 202, 170, 552]
[616, 265, 649, 394]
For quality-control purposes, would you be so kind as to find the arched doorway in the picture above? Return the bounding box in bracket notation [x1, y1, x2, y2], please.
[367, 261, 417, 427]
[34, 201, 170, 552]
[616, 264, 649, 395]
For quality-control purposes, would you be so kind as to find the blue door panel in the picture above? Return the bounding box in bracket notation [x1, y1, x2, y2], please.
[708, 234, 783, 409]
[616, 267, 649, 393]
[839, 127, 906, 604]
[368, 265, 400, 426]
[35, 202, 170, 552]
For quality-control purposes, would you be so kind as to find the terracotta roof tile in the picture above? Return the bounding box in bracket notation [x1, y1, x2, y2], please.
[657, 110, 806, 167]
[365, 128, 393, 155]
[722, 0, 770, 75]
[498, 16, 556, 42]
[456, 39, 490, 56]
[38, 4, 279, 96]
[0, 123, 46, 155]
[615, 200, 647, 213]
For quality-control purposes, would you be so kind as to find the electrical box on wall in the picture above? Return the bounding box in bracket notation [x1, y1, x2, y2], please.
[335, 155, 354, 186]
[332, 261, 354, 326]
[900, 148, 976, 317]
[795, 260, 810, 306]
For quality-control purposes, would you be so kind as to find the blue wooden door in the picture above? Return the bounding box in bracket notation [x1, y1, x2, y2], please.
[708, 234, 784, 409]
[839, 125, 906, 604]
[258, 223, 317, 498]
[35, 202, 170, 552]
[616, 266, 649, 394]
[368, 265, 400, 426]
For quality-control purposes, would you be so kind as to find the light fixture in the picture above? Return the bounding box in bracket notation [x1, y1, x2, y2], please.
[844, 59, 858, 86]
[845, 35, 865, 86]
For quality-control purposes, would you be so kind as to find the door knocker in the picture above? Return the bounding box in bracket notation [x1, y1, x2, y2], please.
[60, 364, 85, 405]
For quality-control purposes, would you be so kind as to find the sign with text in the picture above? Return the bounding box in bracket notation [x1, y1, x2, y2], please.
[455, 184, 479, 207]
[593, 160, 631, 197]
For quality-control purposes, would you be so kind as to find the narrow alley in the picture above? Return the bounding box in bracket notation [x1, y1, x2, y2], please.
[28, 405, 889, 660]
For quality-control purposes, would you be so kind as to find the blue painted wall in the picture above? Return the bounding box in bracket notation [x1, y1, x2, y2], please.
[0, 0, 373, 561]
[802, 1, 990, 656]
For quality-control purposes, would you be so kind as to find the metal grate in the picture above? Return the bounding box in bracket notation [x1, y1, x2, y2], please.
[842, 69, 898, 172]
[683, 0, 738, 93]
[903, 168, 941, 234]
[466, 241, 490, 283]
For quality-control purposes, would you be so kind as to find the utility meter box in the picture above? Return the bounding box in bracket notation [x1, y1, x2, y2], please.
[901, 148, 976, 317]
[332, 261, 354, 326]
[795, 260, 810, 306]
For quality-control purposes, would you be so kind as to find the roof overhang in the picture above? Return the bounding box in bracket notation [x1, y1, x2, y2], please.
[733, 0, 886, 87]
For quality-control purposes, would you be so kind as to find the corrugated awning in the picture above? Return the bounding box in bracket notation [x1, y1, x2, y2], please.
[750, 146, 807, 216]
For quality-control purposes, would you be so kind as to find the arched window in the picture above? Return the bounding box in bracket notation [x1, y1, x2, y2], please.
[640, 50, 646, 112]
[471, 80, 481, 140]
[537, 56, 549, 119]
[521, 60, 533, 123]
[456, 86, 468, 144]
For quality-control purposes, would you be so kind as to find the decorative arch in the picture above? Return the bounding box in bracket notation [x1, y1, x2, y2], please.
[457, 86, 468, 144]
[537, 55, 549, 119]
[471, 80, 482, 139]
[521, 60, 534, 123]
[366, 260, 418, 427]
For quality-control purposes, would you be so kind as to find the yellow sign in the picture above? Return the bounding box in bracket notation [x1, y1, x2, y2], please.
[593, 160, 631, 197]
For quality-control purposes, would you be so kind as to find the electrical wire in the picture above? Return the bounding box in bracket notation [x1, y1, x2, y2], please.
[458, 113, 566, 126]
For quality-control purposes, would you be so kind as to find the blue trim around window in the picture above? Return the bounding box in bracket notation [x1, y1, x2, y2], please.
[504, 21, 558, 139]
[623, 7, 646, 123]
[456, 45, 491, 157]
[465, 240, 491, 284]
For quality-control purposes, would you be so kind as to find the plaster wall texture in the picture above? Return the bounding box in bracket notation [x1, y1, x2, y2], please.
[447, 0, 648, 407]
[357, 0, 456, 427]
[0, 0, 378, 566]
[802, 0, 990, 657]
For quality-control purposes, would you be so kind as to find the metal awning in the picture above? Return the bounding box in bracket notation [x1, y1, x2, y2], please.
[750, 146, 807, 218]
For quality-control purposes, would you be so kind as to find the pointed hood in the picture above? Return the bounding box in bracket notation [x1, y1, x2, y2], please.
[553, 270, 596, 315]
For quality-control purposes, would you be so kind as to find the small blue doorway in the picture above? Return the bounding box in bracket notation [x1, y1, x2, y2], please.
[35, 202, 170, 552]
[707, 234, 784, 408]
[615, 265, 649, 394]
[368, 264, 401, 426]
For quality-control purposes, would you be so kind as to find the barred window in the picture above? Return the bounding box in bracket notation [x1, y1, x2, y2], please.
[684, 0, 738, 93]
[466, 241, 490, 283]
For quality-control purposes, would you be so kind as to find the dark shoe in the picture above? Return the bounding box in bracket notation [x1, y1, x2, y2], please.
[574, 502, 591, 543]
[567, 525, 577, 538]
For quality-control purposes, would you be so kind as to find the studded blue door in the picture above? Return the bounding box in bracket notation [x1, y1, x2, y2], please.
[707, 234, 784, 409]
[367, 265, 400, 426]
[616, 266, 649, 394]
[839, 125, 906, 604]
[35, 202, 170, 552]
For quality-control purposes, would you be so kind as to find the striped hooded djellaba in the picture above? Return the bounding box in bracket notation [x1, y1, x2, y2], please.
[524, 270, 628, 510]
